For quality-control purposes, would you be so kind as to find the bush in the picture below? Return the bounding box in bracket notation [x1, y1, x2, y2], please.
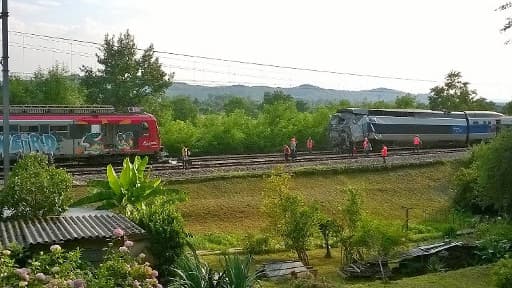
[493, 258, 512, 288]
[1, 153, 72, 218]
[129, 198, 186, 281]
[243, 233, 273, 255]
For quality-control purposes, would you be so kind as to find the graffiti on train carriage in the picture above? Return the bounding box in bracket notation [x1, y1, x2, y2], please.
[78, 131, 136, 155]
[0, 133, 58, 156]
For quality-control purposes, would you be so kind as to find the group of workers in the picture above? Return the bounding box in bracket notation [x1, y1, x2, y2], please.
[179, 134, 422, 169]
[360, 134, 422, 163]
[283, 136, 314, 162]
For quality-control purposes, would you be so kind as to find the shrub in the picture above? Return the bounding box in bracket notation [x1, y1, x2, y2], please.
[493, 258, 512, 288]
[1, 153, 72, 218]
[0, 230, 163, 287]
[129, 198, 187, 281]
[243, 233, 273, 255]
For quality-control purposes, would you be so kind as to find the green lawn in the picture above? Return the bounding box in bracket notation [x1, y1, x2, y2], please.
[174, 163, 457, 234]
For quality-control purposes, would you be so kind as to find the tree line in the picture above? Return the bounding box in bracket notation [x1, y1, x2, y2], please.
[3, 30, 511, 156]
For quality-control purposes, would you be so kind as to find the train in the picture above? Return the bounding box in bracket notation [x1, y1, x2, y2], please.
[0, 105, 163, 162]
[328, 108, 504, 152]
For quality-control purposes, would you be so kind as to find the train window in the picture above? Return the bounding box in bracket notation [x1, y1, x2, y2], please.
[0, 126, 16, 133]
[141, 122, 149, 131]
[50, 125, 69, 138]
[20, 126, 39, 133]
[69, 124, 90, 139]
[473, 121, 479, 125]
[40, 125, 49, 134]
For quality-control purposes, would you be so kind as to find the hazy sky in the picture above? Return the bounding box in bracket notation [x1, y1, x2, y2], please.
[8, 0, 512, 102]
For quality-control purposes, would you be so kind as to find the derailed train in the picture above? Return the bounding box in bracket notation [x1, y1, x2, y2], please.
[328, 108, 504, 152]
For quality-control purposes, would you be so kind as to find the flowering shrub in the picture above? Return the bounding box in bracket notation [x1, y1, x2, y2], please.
[0, 229, 163, 288]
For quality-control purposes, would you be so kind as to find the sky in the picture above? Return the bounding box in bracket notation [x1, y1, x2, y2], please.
[7, 0, 512, 102]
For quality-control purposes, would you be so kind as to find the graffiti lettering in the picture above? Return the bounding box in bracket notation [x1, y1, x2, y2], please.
[0, 133, 58, 157]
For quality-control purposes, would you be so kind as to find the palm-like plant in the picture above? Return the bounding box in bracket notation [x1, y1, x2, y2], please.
[222, 255, 260, 288]
[71, 156, 180, 214]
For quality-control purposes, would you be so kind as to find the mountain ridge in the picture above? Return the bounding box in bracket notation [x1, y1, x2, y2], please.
[166, 82, 429, 103]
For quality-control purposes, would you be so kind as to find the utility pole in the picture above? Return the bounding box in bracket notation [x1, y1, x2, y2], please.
[1, 0, 9, 185]
[402, 206, 413, 232]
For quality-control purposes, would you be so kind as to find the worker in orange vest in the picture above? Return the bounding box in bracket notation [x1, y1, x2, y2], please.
[381, 144, 388, 164]
[413, 135, 422, 153]
[306, 137, 314, 153]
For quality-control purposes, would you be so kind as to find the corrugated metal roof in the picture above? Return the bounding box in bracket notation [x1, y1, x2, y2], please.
[0, 209, 145, 249]
[400, 241, 463, 259]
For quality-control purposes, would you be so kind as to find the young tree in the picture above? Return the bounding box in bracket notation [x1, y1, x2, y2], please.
[262, 167, 319, 265]
[429, 71, 481, 111]
[394, 94, 417, 109]
[338, 186, 363, 266]
[80, 30, 172, 110]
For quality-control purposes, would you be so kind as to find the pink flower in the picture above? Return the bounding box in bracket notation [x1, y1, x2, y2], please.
[151, 270, 159, 278]
[124, 240, 134, 248]
[113, 228, 125, 237]
[50, 245, 62, 253]
[119, 246, 129, 253]
[156, 285, 163, 288]
[71, 279, 86, 288]
[35, 273, 47, 282]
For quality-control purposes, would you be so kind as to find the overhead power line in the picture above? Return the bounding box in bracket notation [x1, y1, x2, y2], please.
[8, 30, 438, 83]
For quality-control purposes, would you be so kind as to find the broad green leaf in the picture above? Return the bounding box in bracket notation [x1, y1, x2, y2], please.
[96, 200, 119, 210]
[119, 158, 132, 190]
[70, 189, 114, 207]
[107, 164, 121, 194]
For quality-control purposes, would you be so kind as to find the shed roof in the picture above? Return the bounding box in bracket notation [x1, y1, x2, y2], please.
[0, 209, 145, 249]
[400, 241, 463, 259]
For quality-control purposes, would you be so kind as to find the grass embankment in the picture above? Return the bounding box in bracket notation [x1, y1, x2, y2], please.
[175, 163, 456, 235]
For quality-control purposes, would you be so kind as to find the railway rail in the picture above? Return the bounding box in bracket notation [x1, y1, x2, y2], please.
[0, 147, 469, 181]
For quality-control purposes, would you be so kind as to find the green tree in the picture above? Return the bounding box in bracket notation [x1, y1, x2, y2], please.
[1, 153, 72, 218]
[428, 71, 483, 111]
[262, 167, 319, 265]
[395, 94, 417, 108]
[169, 96, 199, 122]
[503, 101, 512, 115]
[224, 96, 257, 116]
[472, 131, 512, 215]
[338, 186, 363, 266]
[5, 65, 85, 105]
[80, 30, 171, 110]
[262, 90, 294, 107]
[497, 2, 512, 43]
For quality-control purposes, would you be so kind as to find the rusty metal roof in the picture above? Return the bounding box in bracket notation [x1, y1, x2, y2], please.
[0, 209, 146, 249]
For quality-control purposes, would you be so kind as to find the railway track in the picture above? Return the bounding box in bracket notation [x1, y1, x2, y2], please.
[0, 147, 468, 180]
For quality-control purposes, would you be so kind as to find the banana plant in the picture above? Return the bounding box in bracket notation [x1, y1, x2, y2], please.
[72, 156, 181, 214]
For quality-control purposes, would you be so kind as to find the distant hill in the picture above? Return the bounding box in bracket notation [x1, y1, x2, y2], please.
[166, 82, 429, 104]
